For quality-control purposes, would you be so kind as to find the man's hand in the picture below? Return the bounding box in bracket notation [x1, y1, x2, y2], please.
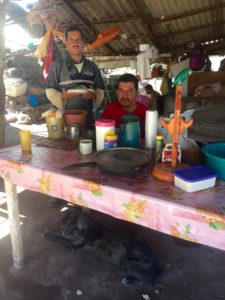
[61, 89, 95, 101]
[82, 90, 95, 100]
[62, 89, 80, 100]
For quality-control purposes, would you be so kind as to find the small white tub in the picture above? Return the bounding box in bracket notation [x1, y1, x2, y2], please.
[174, 166, 217, 193]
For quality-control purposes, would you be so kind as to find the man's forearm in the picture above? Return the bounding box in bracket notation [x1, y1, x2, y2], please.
[93, 88, 104, 108]
[46, 87, 104, 109]
[46, 88, 64, 110]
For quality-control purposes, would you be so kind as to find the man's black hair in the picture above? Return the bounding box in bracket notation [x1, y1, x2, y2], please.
[65, 25, 84, 40]
[116, 73, 138, 91]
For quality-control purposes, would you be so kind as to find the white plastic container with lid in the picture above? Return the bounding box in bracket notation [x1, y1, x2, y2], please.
[174, 166, 217, 193]
[95, 119, 115, 151]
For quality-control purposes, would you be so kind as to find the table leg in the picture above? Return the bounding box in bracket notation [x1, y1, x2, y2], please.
[4, 179, 24, 269]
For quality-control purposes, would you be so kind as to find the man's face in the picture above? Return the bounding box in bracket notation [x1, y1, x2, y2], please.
[116, 81, 137, 110]
[64, 31, 84, 57]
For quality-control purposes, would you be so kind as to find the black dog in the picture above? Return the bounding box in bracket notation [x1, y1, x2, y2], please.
[43, 206, 160, 284]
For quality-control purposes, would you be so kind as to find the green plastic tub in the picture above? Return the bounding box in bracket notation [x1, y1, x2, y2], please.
[202, 142, 225, 180]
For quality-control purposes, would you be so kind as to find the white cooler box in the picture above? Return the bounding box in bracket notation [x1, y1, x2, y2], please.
[5, 78, 27, 97]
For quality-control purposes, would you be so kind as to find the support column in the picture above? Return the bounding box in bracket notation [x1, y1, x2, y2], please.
[4, 179, 24, 268]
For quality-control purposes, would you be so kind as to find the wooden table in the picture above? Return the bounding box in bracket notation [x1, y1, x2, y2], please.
[0, 143, 225, 268]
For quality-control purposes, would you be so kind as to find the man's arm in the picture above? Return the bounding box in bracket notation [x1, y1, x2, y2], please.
[93, 65, 105, 108]
[93, 88, 104, 108]
[46, 88, 64, 110]
[46, 61, 65, 109]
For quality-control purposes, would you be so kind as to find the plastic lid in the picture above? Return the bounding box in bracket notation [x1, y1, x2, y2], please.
[174, 166, 217, 183]
[120, 113, 139, 123]
[105, 132, 117, 139]
[95, 119, 115, 127]
[156, 135, 163, 140]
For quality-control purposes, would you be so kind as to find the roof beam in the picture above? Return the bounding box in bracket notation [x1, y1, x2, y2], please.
[214, 0, 224, 36]
[150, 4, 225, 25]
[170, 37, 225, 56]
[129, 0, 161, 50]
[93, 3, 225, 26]
[94, 16, 142, 25]
[61, 0, 117, 55]
[157, 20, 225, 39]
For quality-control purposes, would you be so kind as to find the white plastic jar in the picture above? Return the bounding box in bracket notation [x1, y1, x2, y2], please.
[95, 119, 115, 151]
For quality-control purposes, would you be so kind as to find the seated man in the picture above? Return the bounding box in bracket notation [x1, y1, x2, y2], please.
[101, 73, 147, 134]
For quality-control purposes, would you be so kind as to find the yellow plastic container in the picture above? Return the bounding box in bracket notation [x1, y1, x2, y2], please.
[104, 132, 118, 149]
[46, 116, 65, 139]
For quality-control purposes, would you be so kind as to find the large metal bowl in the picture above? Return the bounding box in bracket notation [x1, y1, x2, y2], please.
[61, 147, 151, 177]
[94, 147, 151, 176]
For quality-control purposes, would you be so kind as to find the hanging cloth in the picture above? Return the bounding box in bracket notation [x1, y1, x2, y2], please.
[160, 63, 170, 95]
[43, 32, 53, 82]
[35, 29, 64, 59]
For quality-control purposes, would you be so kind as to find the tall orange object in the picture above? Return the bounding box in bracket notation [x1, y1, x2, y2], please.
[153, 84, 193, 182]
[160, 85, 193, 168]
[87, 25, 121, 50]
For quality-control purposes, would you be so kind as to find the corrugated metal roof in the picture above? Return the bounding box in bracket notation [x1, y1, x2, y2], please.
[26, 0, 225, 57]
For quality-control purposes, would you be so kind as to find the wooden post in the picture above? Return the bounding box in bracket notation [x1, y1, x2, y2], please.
[0, 0, 9, 147]
[171, 84, 182, 168]
[4, 179, 24, 269]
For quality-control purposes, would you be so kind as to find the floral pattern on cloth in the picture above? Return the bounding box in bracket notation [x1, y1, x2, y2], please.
[196, 206, 225, 230]
[0, 144, 225, 251]
[83, 178, 105, 196]
[6, 161, 24, 174]
[69, 192, 87, 207]
[38, 175, 53, 194]
[122, 198, 148, 223]
[170, 223, 198, 243]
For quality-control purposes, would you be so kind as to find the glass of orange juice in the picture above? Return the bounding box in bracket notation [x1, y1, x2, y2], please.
[19, 130, 32, 154]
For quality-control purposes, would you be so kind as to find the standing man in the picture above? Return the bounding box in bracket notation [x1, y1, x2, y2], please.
[101, 73, 147, 134]
[46, 25, 105, 127]
[144, 84, 164, 116]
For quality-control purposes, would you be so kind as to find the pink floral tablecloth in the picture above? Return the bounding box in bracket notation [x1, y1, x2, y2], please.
[0, 144, 225, 251]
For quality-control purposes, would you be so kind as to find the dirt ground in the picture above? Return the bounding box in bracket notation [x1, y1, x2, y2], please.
[0, 123, 225, 300]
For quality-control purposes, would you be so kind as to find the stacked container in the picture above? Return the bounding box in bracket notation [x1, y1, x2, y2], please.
[95, 119, 115, 151]
[4, 78, 27, 97]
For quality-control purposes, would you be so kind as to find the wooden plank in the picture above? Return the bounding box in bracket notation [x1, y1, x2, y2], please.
[4, 179, 24, 269]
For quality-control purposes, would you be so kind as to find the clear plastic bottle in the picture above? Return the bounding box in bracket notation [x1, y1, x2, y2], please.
[154, 135, 164, 164]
